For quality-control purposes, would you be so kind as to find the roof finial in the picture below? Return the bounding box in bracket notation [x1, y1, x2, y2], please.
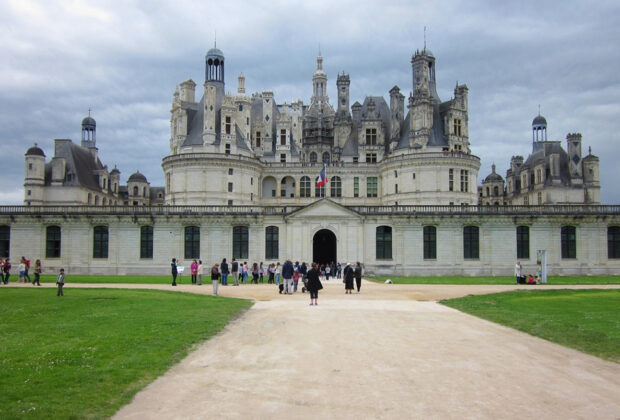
[424, 26, 427, 50]
[214, 31, 217, 48]
[538, 104, 541, 116]
[88, 107, 91, 117]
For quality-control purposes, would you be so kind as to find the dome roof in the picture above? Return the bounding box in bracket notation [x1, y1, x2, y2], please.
[206, 47, 224, 58]
[483, 164, 504, 183]
[82, 116, 96, 128]
[110, 167, 120, 175]
[128, 171, 147, 183]
[532, 115, 547, 126]
[25, 144, 45, 157]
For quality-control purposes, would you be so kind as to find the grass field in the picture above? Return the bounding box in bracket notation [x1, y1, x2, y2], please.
[35, 274, 180, 284]
[0, 288, 251, 419]
[367, 275, 620, 284]
[440, 289, 620, 362]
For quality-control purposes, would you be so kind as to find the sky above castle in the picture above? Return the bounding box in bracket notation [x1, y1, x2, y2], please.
[1, 0, 619, 204]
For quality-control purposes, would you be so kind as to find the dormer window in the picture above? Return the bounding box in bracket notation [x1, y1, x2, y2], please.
[365, 128, 377, 145]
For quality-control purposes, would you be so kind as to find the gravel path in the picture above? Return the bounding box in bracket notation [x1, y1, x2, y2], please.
[99, 281, 620, 420]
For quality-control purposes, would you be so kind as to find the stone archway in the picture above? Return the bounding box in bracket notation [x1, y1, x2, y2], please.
[312, 229, 337, 265]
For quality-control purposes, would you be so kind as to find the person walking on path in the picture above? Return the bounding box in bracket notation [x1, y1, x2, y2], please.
[242, 262, 249, 284]
[354, 261, 363, 293]
[515, 260, 522, 284]
[282, 259, 294, 294]
[220, 258, 229, 286]
[56, 268, 65, 296]
[190, 259, 198, 285]
[171, 258, 178, 286]
[197, 260, 203, 285]
[343, 263, 354, 294]
[251, 263, 259, 284]
[2, 258, 10, 284]
[293, 262, 301, 293]
[259, 262, 264, 283]
[18, 258, 26, 283]
[0, 258, 4, 284]
[306, 262, 323, 306]
[275, 262, 281, 285]
[211, 263, 220, 296]
[231, 258, 239, 286]
[268, 263, 275, 284]
[23, 257, 32, 283]
[32, 259, 42, 286]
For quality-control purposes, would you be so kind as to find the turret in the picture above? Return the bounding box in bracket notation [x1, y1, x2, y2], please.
[203, 46, 225, 145]
[24, 144, 46, 205]
[582, 147, 600, 203]
[336, 72, 350, 114]
[180, 79, 196, 103]
[389, 86, 404, 142]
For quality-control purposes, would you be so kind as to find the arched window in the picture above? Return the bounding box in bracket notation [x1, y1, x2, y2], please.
[322, 152, 330, 163]
[330, 176, 342, 197]
[87, 193, 92, 204]
[493, 186, 499, 197]
[143, 187, 147, 197]
[561, 226, 576, 259]
[516, 226, 529, 259]
[94, 195, 100, 205]
[184, 226, 200, 259]
[0, 225, 10, 258]
[300, 176, 311, 198]
[265, 226, 279, 260]
[233, 226, 249, 259]
[93, 226, 108, 258]
[102, 197, 107, 205]
[423, 226, 436, 259]
[376, 226, 392, 259]
[608, 226, 620, 259]
[133, 186, 139, 196]
[463, 226, 479, 259]
[46, 226, 61, 258]
[310, 152, 317, 163]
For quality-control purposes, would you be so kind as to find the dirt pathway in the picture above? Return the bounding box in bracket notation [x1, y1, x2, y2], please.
[104, 281, 620, 420]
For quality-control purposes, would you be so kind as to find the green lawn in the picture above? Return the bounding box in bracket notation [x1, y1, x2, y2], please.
[37, 274, 184, 284]
[0, 288, 251, 419]
[367, 275, 620, 284]
[441, 289, 620, 362]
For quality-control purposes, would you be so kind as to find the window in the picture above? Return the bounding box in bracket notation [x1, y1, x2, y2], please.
[453, 119, 462, 136]
[280, 129, 286, 145]
[423, 226, 436, 259]
[367, 177, 378, 198]
[233, 226, 249, 259]
[330, 176, 342, 197]
[460, 170, 469, 192]
[184, 226, 200, 259]
[412, 173, 416, 179]
[0, 225, 8, 257]
[27, 190, 31, 196]
[353, 157, 359, 163]
[280, 154, 286, 163]
[140, 226, 153, 259]
[322, 152, 330, 163]
[365, 153, 377, 163]
[353, 177, 359, 197]
[376, 226, 392, 259]
[93, 226, 109, 259]
[46, 226, 61, 258]
[561, 226, 576, 259]
[310, 152, 317, 163]
[265, 226, 279, 260]
[366, 128, 377, 145]
[449, 169, 454, 191]
[394, 170, 398, 178]
[256, 132, 261, 148]
[395, 184, 398, 194]
[228, 200, 233, 206]
[516, 226, 529, 259]
[315, 183, 325, 198]
[225, 144, 231, 154]
[133, 186, 139, 196]
[300, 176, 311, 197]
[607, 226, 620, 259]
[493, 186, 499, 197]
[524, 196, 529, 205]
[225, 116, 231, 134]
[463, 226, 479, 259]
[537, 192, 542, 204]
[228, 168, 233, 175]
[228, 182, 233, 192]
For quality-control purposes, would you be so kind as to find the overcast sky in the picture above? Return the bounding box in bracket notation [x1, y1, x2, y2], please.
[1, 0, 619, 204]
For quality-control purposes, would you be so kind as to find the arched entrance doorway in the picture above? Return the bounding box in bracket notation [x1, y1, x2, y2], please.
[313, 229, 337, 265]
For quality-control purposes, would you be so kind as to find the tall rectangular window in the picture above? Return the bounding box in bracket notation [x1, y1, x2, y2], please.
[367, 177, 378, 198]
[265, 226, 279, 260]
[300, 176, 311, 197]
[423, 226, 436, 259]
[376, 226, 392, 259]
[353, 177, 359, 197]
[225, 144, 231, 154]
[255, 132, 261, 148]
[561, 226, 576, 259]
[516, 226, 529, 259]
[280, 154, 286, 163]
[280, 129, 286, 145]
[365, 128, 377, 145]
[463, 226, 479, 259]
[233, 226, 249, 259]
[460, 170, 469, 192]
[228, 182, 233, 192]
[607, 226, 620, 259]
[330, 176, 342, 198]
[93, 226, 109, 259]
[0, 225, 9, 258]
[184, 226, 200, 259]
[449, 169, 454, 191]
[365, 153, 377, 163]
[140, 226, 153, 259]
[225, 116, 231, 134]
[46, 226, 61, 258]
[453, 119, 462, 136]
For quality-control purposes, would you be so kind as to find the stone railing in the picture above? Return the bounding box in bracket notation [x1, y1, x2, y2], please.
[1, 204, 619, 217]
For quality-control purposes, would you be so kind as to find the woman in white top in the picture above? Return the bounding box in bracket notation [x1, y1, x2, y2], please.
[197, 260, 204, 285]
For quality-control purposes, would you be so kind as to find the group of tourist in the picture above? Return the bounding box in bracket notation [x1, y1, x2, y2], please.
[514, 261, 542, 285]
[0, 256, 43, 286]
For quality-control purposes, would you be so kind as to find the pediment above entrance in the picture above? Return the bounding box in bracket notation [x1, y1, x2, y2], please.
[285, 199, 361, 220]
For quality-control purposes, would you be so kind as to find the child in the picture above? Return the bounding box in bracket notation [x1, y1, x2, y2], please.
[56, 268, 66, 296]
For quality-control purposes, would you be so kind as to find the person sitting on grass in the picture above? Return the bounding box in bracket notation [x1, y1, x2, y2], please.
[527, 274, 536, 284]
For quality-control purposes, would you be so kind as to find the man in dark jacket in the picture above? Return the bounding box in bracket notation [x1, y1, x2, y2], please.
[231, 258, 239, 286]
[354, 262, 363, 293]
[220, 258, 229, 286]
[281, 259, 294, 294]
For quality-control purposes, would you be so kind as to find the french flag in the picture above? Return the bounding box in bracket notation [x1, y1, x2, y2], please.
[316, 164, 328, 188]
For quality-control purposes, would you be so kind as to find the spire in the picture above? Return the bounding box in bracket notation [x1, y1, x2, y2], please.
[317, 49, 323, 71]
